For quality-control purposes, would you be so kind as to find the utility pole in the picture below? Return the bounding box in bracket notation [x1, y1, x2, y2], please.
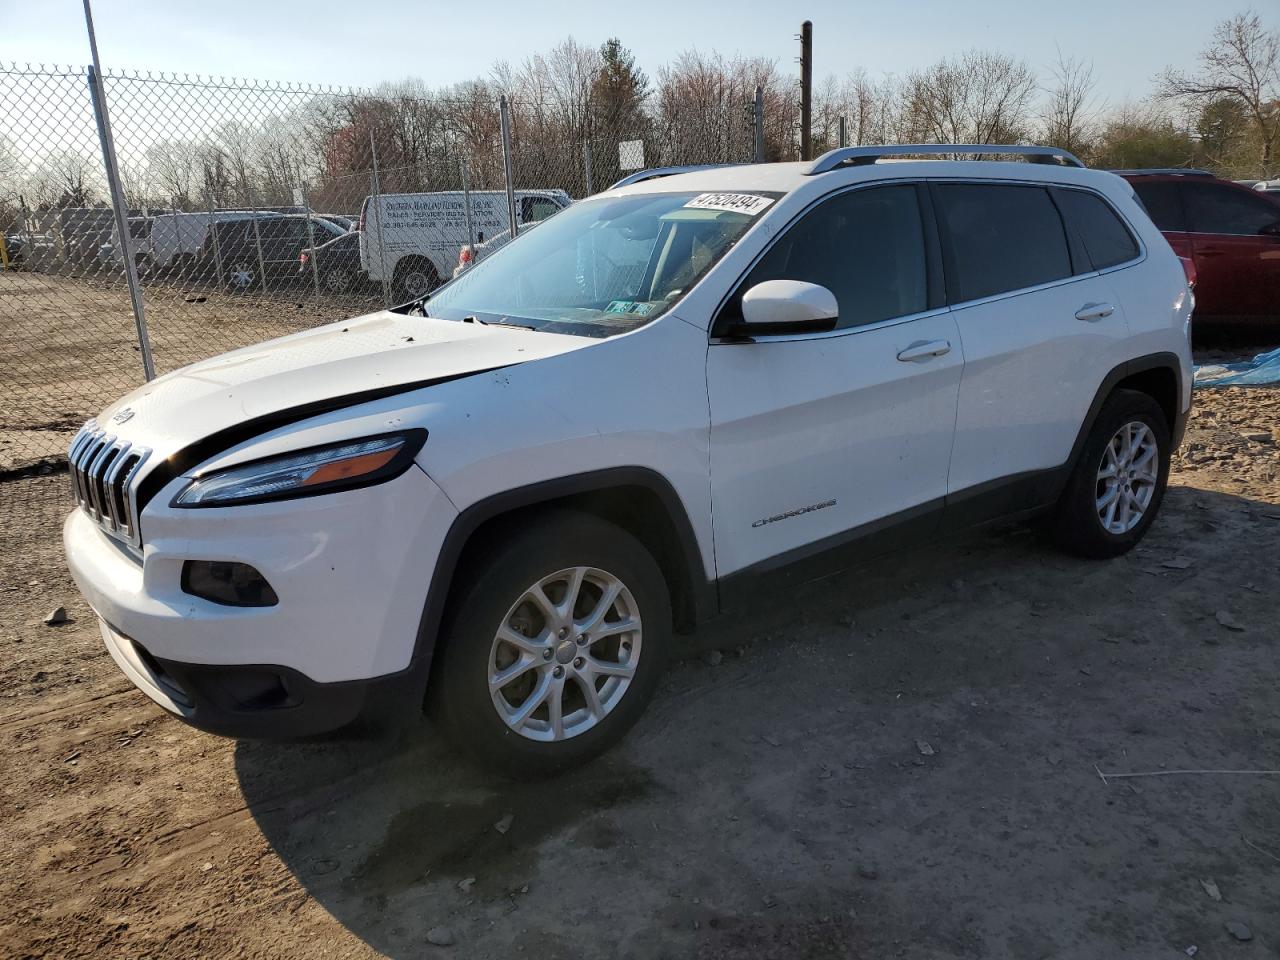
[799, 20, 813, 161]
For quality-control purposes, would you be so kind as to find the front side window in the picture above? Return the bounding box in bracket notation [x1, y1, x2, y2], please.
[936, 183, 1071, 302]
[1055, 189, 1140, 271]
[522, 197, 562, 223]
[725, 184, 927, 330]
[1182, 182, 1280, 236]
[424, 190, 774, 337]
[1131, 181, 1186, 232]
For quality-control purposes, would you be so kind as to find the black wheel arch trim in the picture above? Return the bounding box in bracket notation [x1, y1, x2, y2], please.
[403, 466, 717, 706]
[1062, 351, 1187, 486]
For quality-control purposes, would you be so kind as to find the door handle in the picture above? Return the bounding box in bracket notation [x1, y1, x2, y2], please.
[896, 339, 951, 362]
[1074, 302, 1115, 322]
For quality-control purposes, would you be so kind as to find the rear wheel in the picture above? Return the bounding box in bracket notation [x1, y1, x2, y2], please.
[225, 259, 257, 292]
[392, 256, 439, 302]
[322, 265, 354, 293]
[1047, 389, 1171, 558]
[432, 511, 670, 776]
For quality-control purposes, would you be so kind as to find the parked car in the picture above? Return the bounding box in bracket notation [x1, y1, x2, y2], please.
[358, 189, 570, 300]
[64, 144, 1192, 776]
[318, 213, 355, 232]
[1117, 169, 1280, 323]
[1254, 179, 1280, 195]
[299, 231, 365, 293]
[452, 219, 548, 278]
[201, 214, 345, 290]
[2, 231, 26, 266]
[144, 210, 282, 275]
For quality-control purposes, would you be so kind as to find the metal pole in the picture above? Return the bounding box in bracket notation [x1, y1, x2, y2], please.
[246, 191, 267, 293]
[838, 115, 847, 148]
[82, 7, 155, 381]
[499, 95, 518, 239]
[582, 139, 594, 196]
[302, 185, 321, 297]
[460, 158, 475, 247]
[207, 197, 223, 285]
[799, 20, 813, 162]
[753, 85, 765, 162]
[369, 133, 391, 307]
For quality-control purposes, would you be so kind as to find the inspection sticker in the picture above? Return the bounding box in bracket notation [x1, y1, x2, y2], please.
[683, 192, 775, 215]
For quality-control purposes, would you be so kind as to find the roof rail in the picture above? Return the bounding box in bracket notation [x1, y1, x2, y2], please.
[609, 163, 741, 189]
[1107, 168, 1214, 177]
[805, 144, 1085, 175]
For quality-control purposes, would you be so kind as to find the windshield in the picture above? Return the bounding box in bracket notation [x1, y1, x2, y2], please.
[421, 190, 777, 337]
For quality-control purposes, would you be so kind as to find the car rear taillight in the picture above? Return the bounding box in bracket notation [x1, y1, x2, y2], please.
[299, 251, 309, 266]
[457, 245, 473, 268]
[1178, 255, 1197, 289]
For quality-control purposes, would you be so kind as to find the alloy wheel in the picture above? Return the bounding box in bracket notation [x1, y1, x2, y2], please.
[1095, 420, 1159, 534]
[488, 566, 642, 742]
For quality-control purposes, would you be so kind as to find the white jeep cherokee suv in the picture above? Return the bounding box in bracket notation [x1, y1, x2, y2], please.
[64, 145, 1192, 775]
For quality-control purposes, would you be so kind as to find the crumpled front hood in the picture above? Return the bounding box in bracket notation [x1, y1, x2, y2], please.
[97, 310, 592, 460]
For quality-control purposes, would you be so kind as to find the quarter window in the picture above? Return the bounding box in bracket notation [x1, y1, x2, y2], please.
[1055, 189, 1140, 271]
[935, 183, 1072, 302]
[1182, 182, 1280, 236]
[734, 184, 928, 330]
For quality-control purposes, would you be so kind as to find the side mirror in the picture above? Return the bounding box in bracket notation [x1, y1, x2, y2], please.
[736, 279, 838, 336]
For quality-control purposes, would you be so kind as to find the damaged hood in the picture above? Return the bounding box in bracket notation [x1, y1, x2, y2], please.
[96, 310, 592, 460]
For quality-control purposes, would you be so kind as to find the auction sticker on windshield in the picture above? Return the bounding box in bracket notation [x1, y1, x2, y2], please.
[684, 193, 775, 215]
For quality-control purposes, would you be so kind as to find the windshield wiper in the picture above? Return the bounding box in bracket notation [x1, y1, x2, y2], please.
[463, 315, 536, 331]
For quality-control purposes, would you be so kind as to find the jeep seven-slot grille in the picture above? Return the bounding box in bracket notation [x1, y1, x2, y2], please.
[68, 422, 151, 545]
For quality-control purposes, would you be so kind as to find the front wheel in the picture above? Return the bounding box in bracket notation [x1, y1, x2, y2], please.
[1046, 388, 1171, 558]
[392, 256, 439, 302]
[431, 511, 670, 776]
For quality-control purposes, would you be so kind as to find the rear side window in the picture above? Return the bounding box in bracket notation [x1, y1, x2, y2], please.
[1055, 189, 1140, 270]
[736, 184, 928, 329]
[1182, 182, 1280, 235]
[1130, 181, 1186, 232]
[935, 183, 1071, 302]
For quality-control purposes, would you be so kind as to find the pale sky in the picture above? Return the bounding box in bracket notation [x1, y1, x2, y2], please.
[0, 0, 1262, 105]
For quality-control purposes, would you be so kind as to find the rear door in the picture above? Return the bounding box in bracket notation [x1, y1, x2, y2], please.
[707, 182, 962, 578]
[1180, 180, 1280, 318]
[934, 181, 1132, 510]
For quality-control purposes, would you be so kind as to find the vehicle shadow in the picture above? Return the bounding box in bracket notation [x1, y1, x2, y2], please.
[235, 484, 1280, 958]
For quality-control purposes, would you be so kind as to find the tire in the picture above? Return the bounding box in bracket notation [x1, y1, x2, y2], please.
[392, 256, 440, 302]
[431, 510, 671, 777]
[322, 265, 354, 294]
[1046, 388, 1171, 558]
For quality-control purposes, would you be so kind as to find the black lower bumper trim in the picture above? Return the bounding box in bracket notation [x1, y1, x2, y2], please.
[148, 652, 420, 740]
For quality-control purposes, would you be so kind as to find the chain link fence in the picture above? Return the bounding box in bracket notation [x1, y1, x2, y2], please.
[0, 63, 760, 478]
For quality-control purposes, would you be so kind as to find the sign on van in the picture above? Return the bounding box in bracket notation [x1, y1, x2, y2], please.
[619, 140, 644, 171]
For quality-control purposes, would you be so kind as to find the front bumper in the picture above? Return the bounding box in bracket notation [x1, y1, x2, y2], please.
[65, 464, 458, 737]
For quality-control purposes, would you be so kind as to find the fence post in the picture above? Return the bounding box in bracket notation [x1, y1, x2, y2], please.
[460, 158, 475, 247]
[301, 185, 321, 297]
[499, 95, 518, 239]
[753, 85, 765, 163]
[244, 189, 267, 293]
[582, 139, 594, 196]
[838, 115, 847, 148]
[206, 196, 223, 285]
[85, 62, 155, 381]
[369, 133, 391, 307]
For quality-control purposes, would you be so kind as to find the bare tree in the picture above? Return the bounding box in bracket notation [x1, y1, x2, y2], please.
[1159, 10, 1280, 175]
[1041, 51, 1101, 159]
[903, 50, 1038, 145]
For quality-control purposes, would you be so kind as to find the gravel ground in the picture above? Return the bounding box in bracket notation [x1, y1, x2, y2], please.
[1, 381, 1278, 959]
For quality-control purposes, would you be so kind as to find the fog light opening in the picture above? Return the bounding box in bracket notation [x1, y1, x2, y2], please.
[182, 560, 279, 607]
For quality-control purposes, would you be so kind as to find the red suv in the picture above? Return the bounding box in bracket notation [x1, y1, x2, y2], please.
[1117, 169, 1280, 324]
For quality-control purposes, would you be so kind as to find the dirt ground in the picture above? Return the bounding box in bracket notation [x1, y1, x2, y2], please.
[0, 271, 381, 472]
[0, 373, 1277, 959]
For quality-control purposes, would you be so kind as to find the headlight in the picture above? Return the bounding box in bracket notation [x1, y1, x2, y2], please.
[172, 430, 426, 507]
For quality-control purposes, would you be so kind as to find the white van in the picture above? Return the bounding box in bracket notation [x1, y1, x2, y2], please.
[358, 190, 570, 299]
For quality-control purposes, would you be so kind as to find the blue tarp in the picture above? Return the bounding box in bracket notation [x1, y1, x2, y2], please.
[1194, 346, 1280, 387]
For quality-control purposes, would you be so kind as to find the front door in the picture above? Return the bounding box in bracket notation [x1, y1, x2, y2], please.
[707, 183, 962, 579]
